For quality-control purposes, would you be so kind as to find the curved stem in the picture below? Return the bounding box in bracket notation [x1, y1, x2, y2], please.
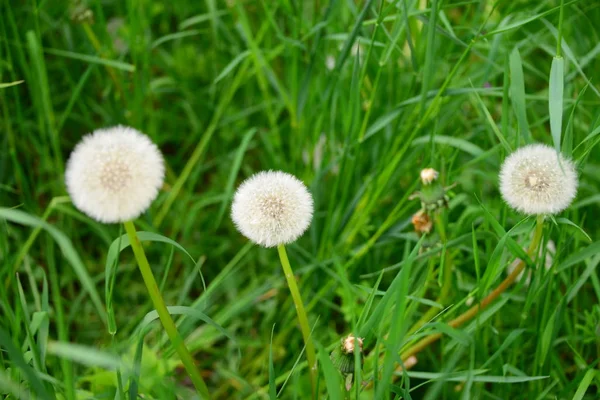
[400, 214, 545, 362]
[123, 221, 210, 398]
[277, 244, 317, 396]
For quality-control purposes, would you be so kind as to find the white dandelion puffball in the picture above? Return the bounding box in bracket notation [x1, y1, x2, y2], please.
[499, 144, 577, 215]
[231, 171, 313, 248]
[65, 126, 165, 223]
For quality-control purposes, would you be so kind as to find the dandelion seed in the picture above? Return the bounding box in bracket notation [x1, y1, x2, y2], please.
[65, 125, 165, 223]
[231, 171, 313, 248]
[499, 144, 577, 215]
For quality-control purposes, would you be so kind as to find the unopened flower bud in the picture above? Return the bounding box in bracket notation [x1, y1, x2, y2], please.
[411, 210, 432, 235]
[330, 335, 364, 390]
[420, 168, 439, 185]
[342, 335, 363, 354]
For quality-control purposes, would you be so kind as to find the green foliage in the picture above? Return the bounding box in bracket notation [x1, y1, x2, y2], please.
[1, 0, 600, 398]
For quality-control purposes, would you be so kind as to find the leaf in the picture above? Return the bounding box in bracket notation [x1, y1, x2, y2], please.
[481, 329, 526, 369]
[555, 217, 591, 242]
[362, 109, 402, 141]
[474, 198, 531, 266]
[179, 10, 229, 30]
[47, 341, 122, 370]
[412, 135, 484, 157]
[0, 208, 106, 323]
[572, 369, 598, 400]
[105, 231, 197, 322]
[268, 325, 277, 400]
[44, 48, 135, 71]
[558, 241, 600, 272]
[214, 128, 256, 228]
[137, 306, 238, 355]
[151, 30, 201, 49]
[0, 80, 24, 89]
[317, 343, 343, 400]
[509, 47, 530, 143]
[0, 328, 54, 399]
[565, 256, 600, 304]
[406, 370, 548, 383]
[359, 238, 424, 339]
[430, 322, 472, 346]
[472, 86, 512, 153]
[214, 50, 251, 84]
[549, 56, 564, 151]
[538, 302, 561, 367]
[0, 369, 30, 399]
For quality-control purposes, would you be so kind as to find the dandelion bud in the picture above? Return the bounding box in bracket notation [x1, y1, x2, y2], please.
[65, 126, 165, 223]
[231, 171, 313, 248]
[342, 335, 363, 355]
[420, 168, 439, 185]
[499, 144, 578, 215]
[330, 335, 364, 390]
[413, 168, 449, 212]
[411, 210, 432, 235]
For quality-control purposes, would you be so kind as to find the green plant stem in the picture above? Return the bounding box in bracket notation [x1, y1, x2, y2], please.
[400, 214, 545, 362]
[123, 220, 210, 398]
[406, 211, 453, 337]
[276, 244, 317, 396]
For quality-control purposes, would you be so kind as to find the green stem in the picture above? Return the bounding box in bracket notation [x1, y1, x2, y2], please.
[406, 211, 453, 337]
[400, 215, 545, 362]
[277, 244, 317, 396]
[123, 220, 210, 398]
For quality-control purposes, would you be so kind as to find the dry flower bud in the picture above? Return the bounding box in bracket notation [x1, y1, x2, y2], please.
[411, 210, 432, 235]
[420, 168, 439, 185]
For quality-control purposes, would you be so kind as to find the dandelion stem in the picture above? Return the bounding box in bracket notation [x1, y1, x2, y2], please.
[123, 220, 210, 398]
[406, 211, 453, 337]
[277, 244, 317, 396]
[399, 214, 545, 362]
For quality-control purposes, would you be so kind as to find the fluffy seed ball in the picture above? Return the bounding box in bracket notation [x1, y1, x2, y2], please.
[231, 171, 313, 248]
[65, 126, 165, 223]
[499, 144, 577, 215]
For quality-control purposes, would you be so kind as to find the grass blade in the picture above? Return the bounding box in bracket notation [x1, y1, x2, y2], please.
[509, 47, 530, 144]
[549, 56, 564, 151]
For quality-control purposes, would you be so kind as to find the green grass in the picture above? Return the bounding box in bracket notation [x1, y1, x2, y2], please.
[1, 0, 600, 398]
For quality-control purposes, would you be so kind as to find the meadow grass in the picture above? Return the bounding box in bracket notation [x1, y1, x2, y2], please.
[1, 0, 600, 398]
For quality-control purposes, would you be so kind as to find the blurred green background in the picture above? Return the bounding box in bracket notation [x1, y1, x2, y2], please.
[1, 0, 600, 398]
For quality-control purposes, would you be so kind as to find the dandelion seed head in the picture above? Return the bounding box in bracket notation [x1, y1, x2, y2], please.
[65, 125, 164, 223]
[231, 171, 313, 248]
[499, 144, 577, 215]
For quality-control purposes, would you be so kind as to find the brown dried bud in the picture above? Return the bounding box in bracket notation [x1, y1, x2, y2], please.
[412, 210, 432, 235]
